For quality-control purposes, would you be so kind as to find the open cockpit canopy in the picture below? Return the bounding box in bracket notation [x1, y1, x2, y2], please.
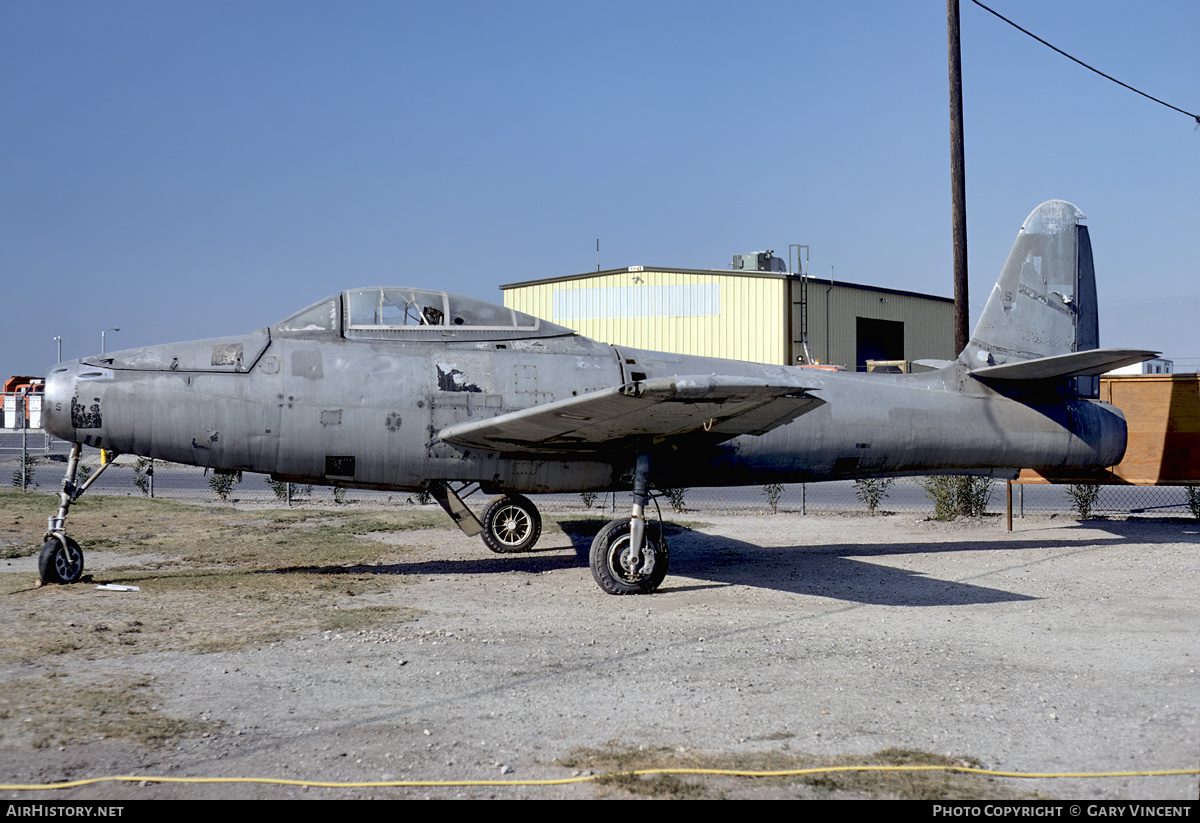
[274, 287, 573, 340]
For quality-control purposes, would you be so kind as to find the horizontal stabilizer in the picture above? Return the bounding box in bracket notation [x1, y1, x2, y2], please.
[437, 375, 824, 454]
[970, 348, 1159, 382]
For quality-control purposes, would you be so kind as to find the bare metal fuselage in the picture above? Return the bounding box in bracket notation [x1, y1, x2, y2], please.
[32, 201, 1155, 594]
[43, 327, 1127, 494]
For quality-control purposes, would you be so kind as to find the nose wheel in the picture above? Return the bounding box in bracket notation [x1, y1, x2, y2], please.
[39, 536, 85, 584]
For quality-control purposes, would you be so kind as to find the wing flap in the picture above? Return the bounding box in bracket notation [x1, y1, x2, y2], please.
[437, 375, 823, 453]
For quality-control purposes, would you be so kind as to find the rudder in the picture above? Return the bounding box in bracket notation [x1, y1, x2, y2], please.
[961, 200, 1097, 369]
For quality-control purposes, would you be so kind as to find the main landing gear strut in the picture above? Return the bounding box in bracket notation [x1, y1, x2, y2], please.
[429, 461, 669, 595]
[39, 443, 117, 584]
[430, 481, 543, 554]
[589, 453, 669, 595]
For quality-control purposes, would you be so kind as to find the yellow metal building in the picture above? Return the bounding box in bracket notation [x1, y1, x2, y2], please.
[501, 266, 955, 370]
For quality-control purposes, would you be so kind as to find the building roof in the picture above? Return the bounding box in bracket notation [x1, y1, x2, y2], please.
[500, 266, 953, 304]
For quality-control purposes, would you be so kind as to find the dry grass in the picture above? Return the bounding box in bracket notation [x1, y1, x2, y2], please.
[0, 674, 220, 749]
[0, 491, 432, 750]
[559, 745, 1041, 800]
[0, 491, 440, 661]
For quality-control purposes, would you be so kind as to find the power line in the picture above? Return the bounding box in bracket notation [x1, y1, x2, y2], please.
[970, 0, 1200, 128]
[1099, 296, 1200, 305]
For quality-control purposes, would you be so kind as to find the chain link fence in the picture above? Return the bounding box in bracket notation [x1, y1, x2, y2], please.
[3, 432, 1198, 520]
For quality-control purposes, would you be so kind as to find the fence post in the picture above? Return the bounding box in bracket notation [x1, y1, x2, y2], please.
[1006, 480, 1012, 532]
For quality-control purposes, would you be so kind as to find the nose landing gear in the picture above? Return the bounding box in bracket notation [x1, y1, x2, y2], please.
[39, 444, 116, 585]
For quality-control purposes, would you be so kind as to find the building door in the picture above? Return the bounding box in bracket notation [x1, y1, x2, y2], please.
[856, 317, 904, 371]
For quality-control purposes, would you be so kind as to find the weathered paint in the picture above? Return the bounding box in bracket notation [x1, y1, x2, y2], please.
[41, 202, 1153, 501]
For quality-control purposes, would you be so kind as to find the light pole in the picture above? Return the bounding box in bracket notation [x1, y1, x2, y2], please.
[101, 328, 120, 354]
[54, 336, 62, 363]
[20, 387, 28, 492]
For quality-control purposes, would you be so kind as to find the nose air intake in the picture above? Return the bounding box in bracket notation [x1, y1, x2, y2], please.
[42, 364, 80, 442]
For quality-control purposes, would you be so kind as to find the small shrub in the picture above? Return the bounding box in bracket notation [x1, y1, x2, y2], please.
[921, 476, 992, 519]
[761, 483, 784, 514]
[333, 485, 347, 505]
[133, 458, 153, 496]
[853, 478, 894, 515]
[267, 479, 290, 502]
[1065, 484, 1100, 519]
[12, 453, 39, 490]
[922, 477, 958, 521]
[580, 491, 598, 509]
[663, 488, 688, 513]
[1186, 486, 1200, 521]
[957, 477, 993, 517]
[408, 488, 433, 505]
[207, 470, 238, 502]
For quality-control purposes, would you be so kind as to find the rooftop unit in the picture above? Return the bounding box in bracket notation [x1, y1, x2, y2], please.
[731, 250, 786, 273]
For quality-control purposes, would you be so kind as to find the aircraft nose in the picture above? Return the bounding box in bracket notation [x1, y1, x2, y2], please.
[43, 362, 80, 441]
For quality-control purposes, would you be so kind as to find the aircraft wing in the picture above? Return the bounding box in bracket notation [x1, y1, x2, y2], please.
[436, 375, 823, 454]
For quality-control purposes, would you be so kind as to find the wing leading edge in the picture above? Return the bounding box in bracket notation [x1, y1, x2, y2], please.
[436, 375, 824, 454]
[970, 348, 1159, 382]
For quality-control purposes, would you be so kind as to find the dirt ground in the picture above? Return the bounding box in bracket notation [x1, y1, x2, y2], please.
[1, 493, 1197, 800]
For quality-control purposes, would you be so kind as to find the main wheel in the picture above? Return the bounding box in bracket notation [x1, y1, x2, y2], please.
[38, 536, 85, 584]
[480, 494, 542, 553]
[589, 518, 669, 595]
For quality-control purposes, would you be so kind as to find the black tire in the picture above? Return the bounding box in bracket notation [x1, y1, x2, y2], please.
[589, 518, 668, 595]
[480, 494, 542, 553]
[38, 536, 84, 584]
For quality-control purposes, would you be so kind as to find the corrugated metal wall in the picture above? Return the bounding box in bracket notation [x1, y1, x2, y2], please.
[795, 279, 955, 368]
[504, 269, 788, 364]
[504, 269, 954, 369]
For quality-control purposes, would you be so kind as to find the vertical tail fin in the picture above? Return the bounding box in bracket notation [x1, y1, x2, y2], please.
[961, 200, 1097, 369]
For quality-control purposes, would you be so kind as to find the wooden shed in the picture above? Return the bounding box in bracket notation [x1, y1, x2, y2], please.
[1019, 374, 1200, 485]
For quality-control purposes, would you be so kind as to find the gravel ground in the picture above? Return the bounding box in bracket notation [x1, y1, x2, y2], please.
[2, 511, 1197, 800]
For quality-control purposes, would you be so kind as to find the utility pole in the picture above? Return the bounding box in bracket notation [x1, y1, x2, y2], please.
[949, 0, 974, 516]
[948, 0, 969, 354]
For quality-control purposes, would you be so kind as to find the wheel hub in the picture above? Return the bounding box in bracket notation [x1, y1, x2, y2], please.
[493, 506, 530, 546]
[56, 547, 81, 578]
[613, 537, 654, 580]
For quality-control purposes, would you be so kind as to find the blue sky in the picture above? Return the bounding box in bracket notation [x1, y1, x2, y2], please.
[3, 0, 1197, 377]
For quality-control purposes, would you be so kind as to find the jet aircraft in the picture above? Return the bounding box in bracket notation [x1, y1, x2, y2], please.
[40, 201, 1155, 594]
